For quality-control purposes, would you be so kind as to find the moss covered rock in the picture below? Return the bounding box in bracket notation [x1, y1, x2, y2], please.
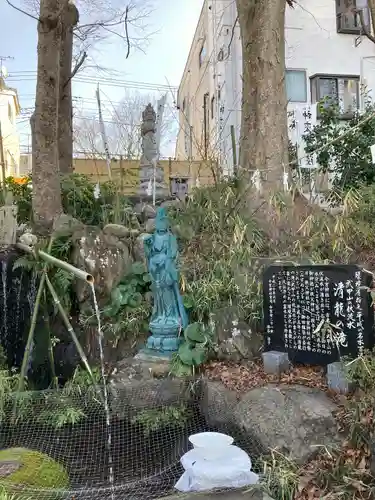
[0, 448, 69, 498]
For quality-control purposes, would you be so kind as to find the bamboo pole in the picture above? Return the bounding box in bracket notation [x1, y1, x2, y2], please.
[16, 238, 54, 395]
[16, 243, 94, 283]
[44, 274, 103, 403]
[43, 289, 58, 389]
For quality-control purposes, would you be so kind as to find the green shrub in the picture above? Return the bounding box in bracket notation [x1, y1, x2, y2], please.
[170, 322, 214, 376]
[301, 98, 375, 192]
[99, 261, 152, 343]
[131, 404, 192, 436]
[5, 174, 133, 228]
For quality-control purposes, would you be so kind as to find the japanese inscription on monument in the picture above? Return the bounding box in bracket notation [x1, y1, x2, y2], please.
[263, 264, 374, 365]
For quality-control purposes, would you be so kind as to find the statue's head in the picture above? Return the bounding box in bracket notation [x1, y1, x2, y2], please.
[155, 207, 169, 232]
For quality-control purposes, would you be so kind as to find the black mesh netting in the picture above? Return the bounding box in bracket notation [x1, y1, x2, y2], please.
[0, 379, 264, 499]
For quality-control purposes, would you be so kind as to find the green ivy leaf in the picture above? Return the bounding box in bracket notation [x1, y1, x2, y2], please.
[129, 278, 142, 287]
[178, 342, 194, 366]
[119, 291, 130, 306]
[132, 262, 146, 275]
[143, 273, 152, 283]
[191, 344, 208, 366]
[183, 295, 194, 309]
[110, 287, 122, 306]
[184, 323, 205, 343]
[103, 304, 120, 318]
[128, 292, 143, 308]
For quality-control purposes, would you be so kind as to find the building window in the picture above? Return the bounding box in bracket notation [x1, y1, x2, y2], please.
[199, 42, 206, 67]
[336, 0, 369, 34]
[211, 95, 215, 119]
[310, 74, 359, 118]
[286, 69, 307, 102]
[8, 103, 13, 124]
[182, 98, 186, 112]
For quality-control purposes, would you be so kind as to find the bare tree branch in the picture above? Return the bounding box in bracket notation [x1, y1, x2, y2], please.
[5, 0, 39, 21]
[74, 90, 176, 159]
[64, 50, 87, 88]
[124, 5, 130, 59]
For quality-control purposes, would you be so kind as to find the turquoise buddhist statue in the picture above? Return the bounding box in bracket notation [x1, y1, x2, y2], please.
[143, 207, 188, 355]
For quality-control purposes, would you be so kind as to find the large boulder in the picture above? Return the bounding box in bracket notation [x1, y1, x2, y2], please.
[212, 306, 263, 362]
[0, 447, 69, 499]
[71, 225, 133, 306]
[200, 380, 238, 428]
[109, 357, 193, 419]
[234, 384, 340, 464]
[133, 233, 151, 262]
[134, 202, 157, 222]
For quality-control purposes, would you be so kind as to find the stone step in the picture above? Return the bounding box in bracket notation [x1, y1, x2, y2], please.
[157, 487, 273, 500]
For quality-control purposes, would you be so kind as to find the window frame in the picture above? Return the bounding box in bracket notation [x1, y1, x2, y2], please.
[310, 73, 360, 119]
[335, 0, 368, 35]
[285, 69, 308, 103]
[8, 102, 13, 125]
[199, 41, 206, 68]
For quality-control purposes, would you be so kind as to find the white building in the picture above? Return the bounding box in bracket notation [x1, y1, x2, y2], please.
[175, 0, 375, 189]
[0, 75, 21, 178]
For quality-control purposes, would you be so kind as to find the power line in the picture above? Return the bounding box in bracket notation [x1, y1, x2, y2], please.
[7, 73, 178, 91]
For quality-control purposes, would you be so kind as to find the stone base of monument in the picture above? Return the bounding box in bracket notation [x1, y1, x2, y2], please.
[139, 181, 169, 200]
[262, 351, 290, 375]
[133, 350, 171, 376]
[109, 356, 193, 419]
[326, 361, 353, 394]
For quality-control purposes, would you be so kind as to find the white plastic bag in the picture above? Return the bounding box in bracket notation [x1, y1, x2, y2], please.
[174, 445, 259, 492]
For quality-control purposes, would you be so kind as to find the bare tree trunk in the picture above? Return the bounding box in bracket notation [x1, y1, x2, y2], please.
[236, 0, 288, 191]
[32, 0, 63, 234]
[59, 2, 79, 175]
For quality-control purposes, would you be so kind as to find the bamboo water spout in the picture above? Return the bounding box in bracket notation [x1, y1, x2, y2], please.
[16, 243, 94, 283]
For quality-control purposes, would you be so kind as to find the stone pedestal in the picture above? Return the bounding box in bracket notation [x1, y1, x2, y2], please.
[262, 351, 290, 375]
[134, 350, 171, 371]
[138, 164, 168, 199]
[326, 361, 352, 394]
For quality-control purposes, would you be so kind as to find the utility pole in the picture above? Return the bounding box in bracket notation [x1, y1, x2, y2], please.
[96, 84, 112, 180]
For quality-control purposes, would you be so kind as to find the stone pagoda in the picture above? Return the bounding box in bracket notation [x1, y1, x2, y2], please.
[139, 103, 168, 199]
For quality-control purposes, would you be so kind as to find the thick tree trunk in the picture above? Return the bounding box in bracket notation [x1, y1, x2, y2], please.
[236, 0, 288, 190]
[32, 0, 63, 234]
[59, 2, 79, 175]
